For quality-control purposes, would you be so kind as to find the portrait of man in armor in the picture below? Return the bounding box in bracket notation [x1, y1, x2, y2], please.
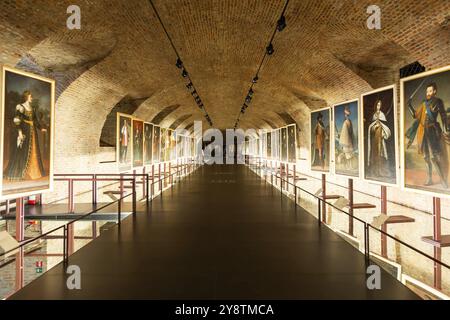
[402, 67, 450, 196]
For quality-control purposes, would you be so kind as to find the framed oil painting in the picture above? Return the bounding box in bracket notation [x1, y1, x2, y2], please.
[333, 99, 360, 177]
[169, 129, 176, 161]
[0, 66, 55, 199]
[310, 107, 330, 172]
[152, 125, 160, 163]
[287, 124, 297, 163]
[164, 129, 171, 162]
[143, 122, 153, 165]
[267, 131, 272, 159]
[400, 65, 450, 197]
[176, 134, 183, 158]
[261, 132, 267, 158]
[361, 85, 398, 186]
[117, 113, 133, 171]
[281, 127, 287, 162]
[160, 128, 167, 162]
[190, 137, 195, 158]
[272, 129, 280, 161]
[132, 119, 144, 168]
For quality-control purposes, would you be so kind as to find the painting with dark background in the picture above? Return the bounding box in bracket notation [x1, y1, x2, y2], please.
[177, 134, 183, 158]
[402, 67, 450, 197]
[267, 131, 272, 159]
[281, 127, 287, 162]
[310, 108, 330, 172]
[144, 122, 153, 165]
[152, 126, 160, 163]
[333, 100, 359, 177]
[117, 113, 132, 171]
[362, 87, 397, 185]
[271, 129, 279, 160]
[169, 129, 176, 161]
[132, 119, 143, 168]
[160, 128, 167, 162]
[287, 124, 296, 163]
[2, 67, 54, 197]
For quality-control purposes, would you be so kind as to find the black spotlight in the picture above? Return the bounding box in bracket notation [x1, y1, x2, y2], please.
[245, 95, 252, 103]
[186, 82, 193, 89]
[277, 15, 286, 32]
[182, 69, 188, 77]
[266, 43, 274, 55]
[198, 103, 204, 109]
[191, 90, 197, 96]
[252, 75, 259, 83]
[248, 88, 254, 97]
[241, 108, 245, 114]
[176, 58, 183, 69]
[243, 103, 249, 109]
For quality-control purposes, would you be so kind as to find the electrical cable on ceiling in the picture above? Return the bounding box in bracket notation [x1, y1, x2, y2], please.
[234, 0, 290, 129]
[148, 0, 213, 126]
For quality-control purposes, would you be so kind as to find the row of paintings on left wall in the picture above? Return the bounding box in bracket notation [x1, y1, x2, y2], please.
[116, 113, 196, 172]
[0, 65, 196, 201]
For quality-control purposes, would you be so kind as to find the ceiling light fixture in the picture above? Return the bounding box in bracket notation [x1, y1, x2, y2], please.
[266, 43, 274, 55]
[149, 0, 213, 127]
[233, 0, 289, 129]
[277, 15, 286, 32]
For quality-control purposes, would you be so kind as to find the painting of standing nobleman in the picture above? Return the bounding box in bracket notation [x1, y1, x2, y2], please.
[0, 66, 55, 199]
[333, 100, 360, 177]
[310, 108, 330, 172]
[401, 66, 450, 197]
[132, 119, 144, 168]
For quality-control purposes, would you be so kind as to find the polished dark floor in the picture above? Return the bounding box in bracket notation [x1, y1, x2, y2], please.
[10, 165, 418, 299]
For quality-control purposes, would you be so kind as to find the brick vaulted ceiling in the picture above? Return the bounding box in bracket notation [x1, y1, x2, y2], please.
[0, 0, 449, 133]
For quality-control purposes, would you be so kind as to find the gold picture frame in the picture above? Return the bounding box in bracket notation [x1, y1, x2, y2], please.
[0, 65, 55, 200]
[310, 107, 331, 172]
[116, 112, 133, 172]
[400, 65, 450, 198]
[332, 98, 361, 178]
[361, 84, 399, 187]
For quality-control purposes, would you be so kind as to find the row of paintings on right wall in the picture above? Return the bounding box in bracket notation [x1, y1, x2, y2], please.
[310, 65, 450, 198]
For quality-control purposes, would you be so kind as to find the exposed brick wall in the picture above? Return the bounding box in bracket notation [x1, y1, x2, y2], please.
[0, 0, 449, 296]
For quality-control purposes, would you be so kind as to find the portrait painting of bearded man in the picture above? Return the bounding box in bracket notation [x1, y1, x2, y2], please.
[310, 108, 330, 172]
[362, 86, 398, 186]
[1, 66, 55, 199]
[401, 66, 450, 197]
